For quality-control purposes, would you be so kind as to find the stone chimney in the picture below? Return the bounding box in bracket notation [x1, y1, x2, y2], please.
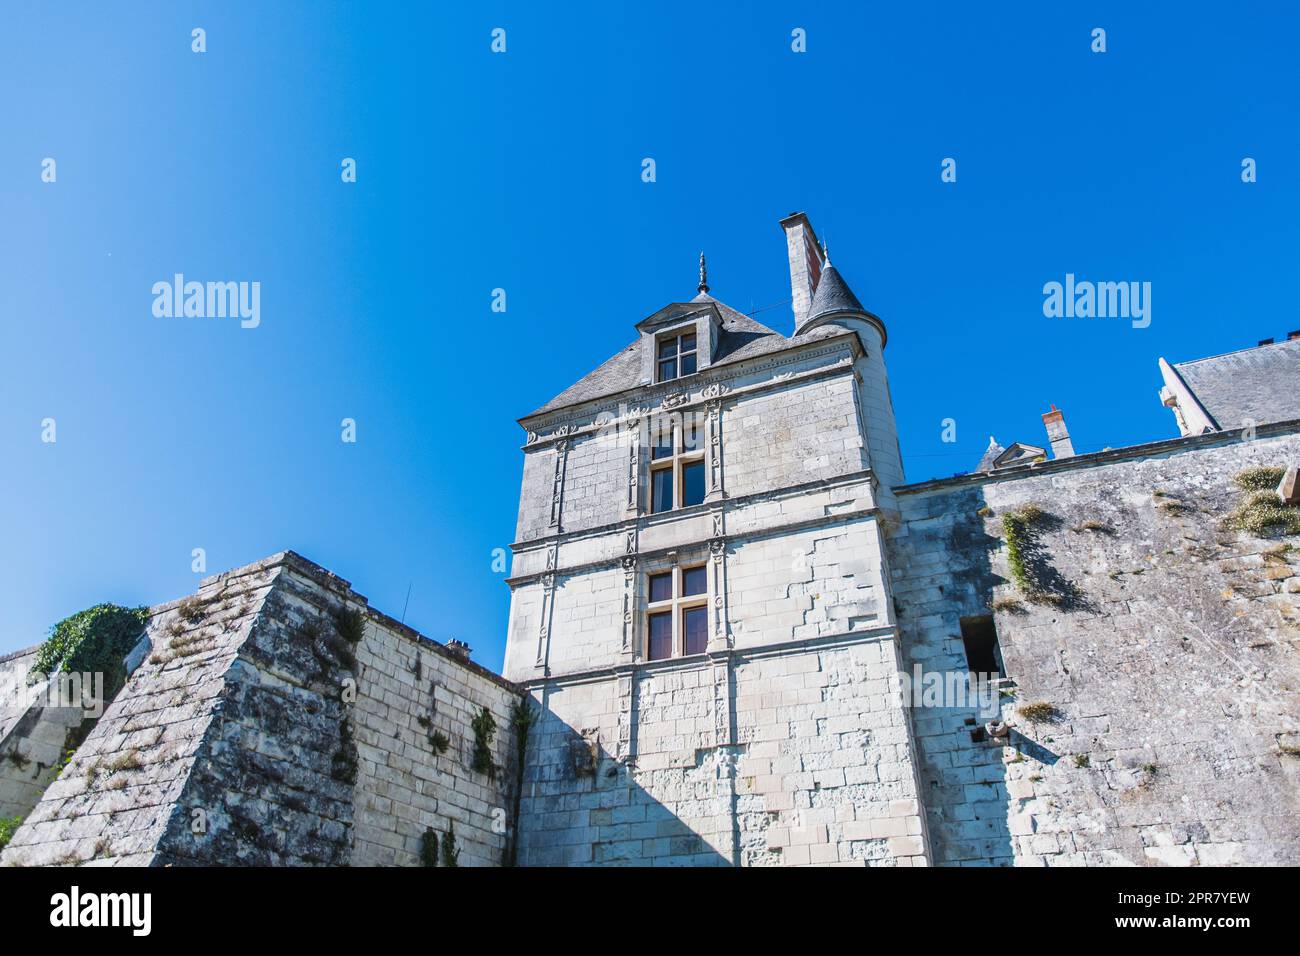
[780, 212, 825, 330]
[444, 639, 472, 661]
[1042, 405, 1075, 459]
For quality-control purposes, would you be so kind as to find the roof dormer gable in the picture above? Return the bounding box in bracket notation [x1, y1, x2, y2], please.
[635, 301, 723, 387]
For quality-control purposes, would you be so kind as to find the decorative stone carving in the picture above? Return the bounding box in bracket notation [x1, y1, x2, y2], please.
[549, 440, 569, 529]
[535, 570, 558, 668]
[706, 399, 724, 500]
[621, 554, 637, 653]
[708, 537, 730, 649]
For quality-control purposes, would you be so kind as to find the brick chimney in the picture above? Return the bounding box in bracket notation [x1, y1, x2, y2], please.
[780, 212, 824, 330]
[1042, 405, 1075, 459]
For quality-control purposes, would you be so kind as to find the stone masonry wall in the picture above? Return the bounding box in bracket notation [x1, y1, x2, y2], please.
[889, 427, 1300, 866]
[0, 649, 85, 821]
[1, 552, 523, 867]
[517, 635, 928, 867]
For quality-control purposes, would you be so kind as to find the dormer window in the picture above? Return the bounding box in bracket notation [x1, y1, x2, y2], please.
[656, 331, 697, 382]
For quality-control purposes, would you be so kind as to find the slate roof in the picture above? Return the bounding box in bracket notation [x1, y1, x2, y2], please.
[806, 262, 866, 322]
[975, 438, 1007, 473]
[525, 293, 850, 419]
[1172, 337, 1300, 429]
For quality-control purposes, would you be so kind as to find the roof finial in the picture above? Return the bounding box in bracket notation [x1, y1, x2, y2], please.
[698, 251, 709, 294]
[821, 239, 831, 266]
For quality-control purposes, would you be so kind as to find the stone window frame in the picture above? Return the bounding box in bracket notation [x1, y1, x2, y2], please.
[644, 561, 709, 661]
[647, 408, 706, 514]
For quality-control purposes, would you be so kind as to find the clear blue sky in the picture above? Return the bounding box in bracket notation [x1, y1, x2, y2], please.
[2, 3, 1297, 668]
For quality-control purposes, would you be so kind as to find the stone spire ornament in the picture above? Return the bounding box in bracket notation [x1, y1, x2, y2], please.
[698, 251, 709, 294]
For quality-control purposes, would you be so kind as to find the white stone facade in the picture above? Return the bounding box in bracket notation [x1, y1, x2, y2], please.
[505, 275, 930, 865]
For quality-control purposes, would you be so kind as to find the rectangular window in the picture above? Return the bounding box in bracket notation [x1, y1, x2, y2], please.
[655, 331, 699, 383]
[682, 606, 708, 655]
[681, 565, 707, 596]
[651, 467, 674, 512]
[647, 410, 707, 513]
[960, 615, 1003, 677]
[648, 612, 673, 661]
[649, 571, 673, 604]
[682, 460, 705, 507]
[645, 564, 710, 660]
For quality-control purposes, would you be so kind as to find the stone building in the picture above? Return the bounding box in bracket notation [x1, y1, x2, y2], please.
[2, 212, 1298, 867]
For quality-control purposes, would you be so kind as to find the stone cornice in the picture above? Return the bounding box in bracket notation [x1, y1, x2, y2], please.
[896, 418, 1300, 497]
[513, 624, 899, 690]
[506, 469, 880, 586]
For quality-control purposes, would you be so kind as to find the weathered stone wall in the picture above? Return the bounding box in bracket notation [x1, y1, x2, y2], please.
[0, 552, 524, 867]
[0, 649, 86, 821]
[723, 374, 867, 499]
[516, 634, 928, 867]
[889, 425, 1300, 866]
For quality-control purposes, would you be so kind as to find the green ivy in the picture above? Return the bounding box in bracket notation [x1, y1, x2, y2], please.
[471, 707, 497, 778]
[420, 827, 439, 866]
[506, 699, 538, 866]
[1001, 506, 1044, 596]
[31, 604, 148, 698]
[440, 823, 460, 867]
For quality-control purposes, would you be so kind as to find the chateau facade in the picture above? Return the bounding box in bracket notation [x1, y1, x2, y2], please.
[2, 212, 1298, 867]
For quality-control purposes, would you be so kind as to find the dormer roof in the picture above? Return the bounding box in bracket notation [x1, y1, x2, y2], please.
[523, 292, 851, 420]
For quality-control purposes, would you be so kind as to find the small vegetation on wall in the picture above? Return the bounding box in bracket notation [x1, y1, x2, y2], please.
[1017, 701, 1060, 724]
[998, 505, 1087, 610]
[505, 699, 539, 867]
[430, 731, 450, 755]
[471, 707, 498, 778]
[1235, 466, 1285, 492]
[330, 716, 358, 785]
[334, 607, 367, 646]
[1224, 468, 1300, 536]
[0, 815, 23, 852]
[420, 827, 439, 866]
[31, 604, 148, 698]
[440, 823, 460, 867]
[1002, 505, 1047, 595]
[1070, 519, 1115, 534]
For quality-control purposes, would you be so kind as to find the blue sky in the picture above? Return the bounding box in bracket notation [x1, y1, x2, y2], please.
[2, 3, 1297, 668]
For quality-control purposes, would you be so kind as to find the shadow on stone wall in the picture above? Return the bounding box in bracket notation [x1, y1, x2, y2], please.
[516, 704, 732, 867]
[894, 484, 1016, 865]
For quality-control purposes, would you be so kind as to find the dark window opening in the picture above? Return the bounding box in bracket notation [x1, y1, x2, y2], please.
[960, 615, 1004, 677]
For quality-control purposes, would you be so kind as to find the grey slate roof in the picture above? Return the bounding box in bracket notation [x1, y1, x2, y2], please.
[975, 438, 1007, 473]
[806, 262, 866, 321]
[1173, 337, 1300, 429]
[525, 293, 849, 419]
